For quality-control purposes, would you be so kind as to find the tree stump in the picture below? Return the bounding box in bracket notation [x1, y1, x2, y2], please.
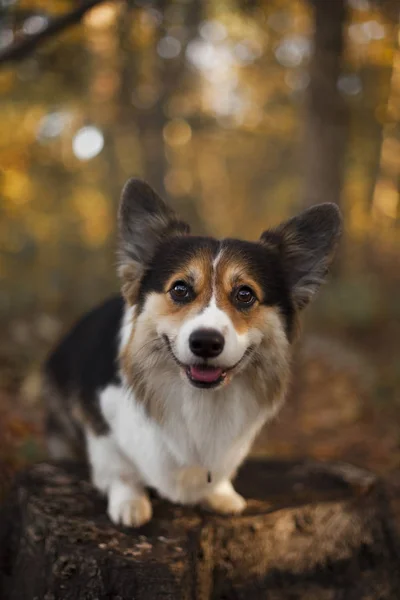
[1, 459, 399, 599]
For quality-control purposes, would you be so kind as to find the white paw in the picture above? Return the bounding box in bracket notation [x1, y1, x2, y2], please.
[203, 485, 247, 515]
[108, 481, 152, 527]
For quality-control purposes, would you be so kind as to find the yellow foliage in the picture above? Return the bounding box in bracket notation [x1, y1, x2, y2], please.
[164, 169, 193, 197]
[373, 179, 399, 220]
[83, 2, 121, 31]
[368, 45, 394, 67]
[72, 188, 111, 247]
[163, 120, 192, 147]
[0, 71, 15, 94]
[130, 8, 157, 48]
[1, 170, 32, 206]
[18, 0, 72, 16]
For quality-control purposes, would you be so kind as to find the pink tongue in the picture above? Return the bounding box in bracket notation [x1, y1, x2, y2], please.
[190, 366, 223, 383]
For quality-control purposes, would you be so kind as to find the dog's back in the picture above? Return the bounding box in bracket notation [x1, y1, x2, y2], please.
[43, 295, 124, 460]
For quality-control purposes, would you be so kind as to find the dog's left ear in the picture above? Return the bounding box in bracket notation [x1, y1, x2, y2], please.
[118, 178, 190, 302]
[261, 203, 342, 310]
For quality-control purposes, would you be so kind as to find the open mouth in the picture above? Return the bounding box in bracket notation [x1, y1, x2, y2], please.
[163, 335, 253, 390]
[186, 365, 226, 389]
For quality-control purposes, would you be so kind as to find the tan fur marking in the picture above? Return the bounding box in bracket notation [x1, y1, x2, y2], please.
[214, 256, 266, 336]
[214, 253, 291, 408]
[120, 314, 167, 424]
[242, 307, 291, 408]
[120, 262, 142, 306]
[141, 293, 204, 326]
[119, 251, 217, 422]
[163, 251, 214, 316]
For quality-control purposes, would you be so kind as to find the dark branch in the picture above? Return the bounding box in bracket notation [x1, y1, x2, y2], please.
[0, 0, 113, 67]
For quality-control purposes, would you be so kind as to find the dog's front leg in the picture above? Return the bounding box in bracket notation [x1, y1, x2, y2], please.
[202, 479, 247, 515]
[86, 430, 152, 527]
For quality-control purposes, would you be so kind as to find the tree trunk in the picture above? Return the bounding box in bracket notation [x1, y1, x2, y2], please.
[302, 0, 348, 209]
[1, 459, 400, 599]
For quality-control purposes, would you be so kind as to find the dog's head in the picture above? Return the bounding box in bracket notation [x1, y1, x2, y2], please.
[118, 179, 342, 404]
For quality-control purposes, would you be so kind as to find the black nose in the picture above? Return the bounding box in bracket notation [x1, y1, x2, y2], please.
[189, 329, 225, 358]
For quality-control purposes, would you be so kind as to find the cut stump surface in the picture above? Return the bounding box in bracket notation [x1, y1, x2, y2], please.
[1, 459, 399, 599]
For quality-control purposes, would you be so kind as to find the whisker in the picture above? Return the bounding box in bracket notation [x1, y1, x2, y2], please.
[129, 333, 172, 358]
[135, 337, 164, 354]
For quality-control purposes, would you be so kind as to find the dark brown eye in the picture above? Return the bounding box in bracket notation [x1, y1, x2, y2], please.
[170, 281, 192, 303]
[234, 286, 256, 307]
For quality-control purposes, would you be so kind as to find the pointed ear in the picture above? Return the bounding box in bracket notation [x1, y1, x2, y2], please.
[118, 178, 190, 302]
[261, 203, 342, 310]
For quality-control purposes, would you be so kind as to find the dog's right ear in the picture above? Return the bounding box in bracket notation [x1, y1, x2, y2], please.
[118, 178, 190, 303]
[260, 203, 342, 310]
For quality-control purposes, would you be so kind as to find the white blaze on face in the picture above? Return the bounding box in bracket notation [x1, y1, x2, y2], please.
[175, 296, 250, 367]
[136, 246, 266, 372]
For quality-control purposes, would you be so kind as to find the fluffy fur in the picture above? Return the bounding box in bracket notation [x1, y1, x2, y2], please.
[43, 178, 342, 527]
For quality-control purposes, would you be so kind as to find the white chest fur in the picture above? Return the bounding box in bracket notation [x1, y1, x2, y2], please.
[98, 380, 270, 504]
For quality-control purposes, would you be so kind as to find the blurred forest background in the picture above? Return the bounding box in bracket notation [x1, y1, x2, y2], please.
[0, 0, 399, 499]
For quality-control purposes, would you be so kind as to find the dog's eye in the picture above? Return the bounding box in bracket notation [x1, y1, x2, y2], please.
[170, 281, 192, 303]
[234, 286, 256, 307]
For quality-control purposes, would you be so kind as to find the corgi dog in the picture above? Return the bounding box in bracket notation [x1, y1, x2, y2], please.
[43, 178, 342, 527]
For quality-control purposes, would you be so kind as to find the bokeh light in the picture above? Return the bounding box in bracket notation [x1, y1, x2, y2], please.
[22, 15, 48, 36]
[157, 36, 181, 59]
[72, 126, 104, 161]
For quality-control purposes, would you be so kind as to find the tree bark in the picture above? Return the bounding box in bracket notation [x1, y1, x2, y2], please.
[1, 459, 400, 599]
[302, 0, 348, 208]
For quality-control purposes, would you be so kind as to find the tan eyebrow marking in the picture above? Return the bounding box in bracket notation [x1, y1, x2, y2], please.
[213, 250, 266, 335]
[160, 250, 216, 318]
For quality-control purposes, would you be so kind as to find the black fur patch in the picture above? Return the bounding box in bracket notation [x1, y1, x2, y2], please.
[221, 239, 295, 335]
[118, 178, 190, 272]
[261, 203, 342, 309]
[137, 236, 220, 310]
[45, 295, 124, 433]
[136, 235, 295, 336]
